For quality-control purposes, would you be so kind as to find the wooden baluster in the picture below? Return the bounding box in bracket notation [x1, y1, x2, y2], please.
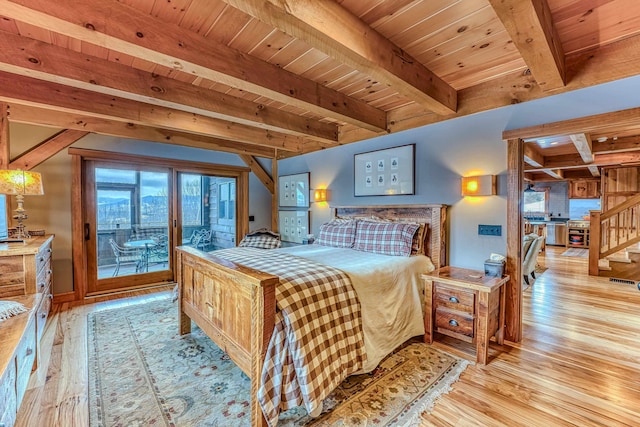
[589, 210, 601, 276]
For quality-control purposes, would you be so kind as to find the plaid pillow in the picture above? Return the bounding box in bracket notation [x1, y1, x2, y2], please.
[358, 218, 427, 255]
[315, 220, 357, 248]
[239, 235, 281, 249]
[353, 221, 419, 257]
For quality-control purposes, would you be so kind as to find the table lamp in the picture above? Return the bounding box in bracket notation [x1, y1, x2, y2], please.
[0, 169, 44, 239]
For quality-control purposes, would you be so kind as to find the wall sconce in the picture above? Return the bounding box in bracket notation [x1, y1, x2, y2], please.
[461, 175, 496, 197]
[0, 169, 45, 239]
[313, 188, 328, 203]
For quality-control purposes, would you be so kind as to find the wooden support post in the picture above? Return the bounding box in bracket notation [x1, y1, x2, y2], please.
[271, 157, 278, 232]
[506, 138, 524, 343]
[0, 102, 9, 168]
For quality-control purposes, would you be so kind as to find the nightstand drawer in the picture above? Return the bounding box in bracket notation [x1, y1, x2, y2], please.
[434, 285, 474, 312]
[435, 308, 474, 338]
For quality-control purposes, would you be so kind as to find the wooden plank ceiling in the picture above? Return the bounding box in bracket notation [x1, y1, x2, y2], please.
[0, 0, 639, 179]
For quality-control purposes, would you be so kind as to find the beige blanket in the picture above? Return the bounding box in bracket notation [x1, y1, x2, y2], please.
[279, 245, 433, 373]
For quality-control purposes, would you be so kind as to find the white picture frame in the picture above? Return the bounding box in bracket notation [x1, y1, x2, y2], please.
[278, 210, 309, 243]
[278, 172, 310, 207]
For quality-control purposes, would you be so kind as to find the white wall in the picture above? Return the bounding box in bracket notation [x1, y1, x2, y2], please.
[8, 124, 272, 294]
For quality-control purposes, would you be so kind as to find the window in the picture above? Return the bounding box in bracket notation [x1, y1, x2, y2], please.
[523, 188, 549, 215]
[181, 174, 203, 226]
[95, 168, 169, 230]
[218, 181, 235, 223]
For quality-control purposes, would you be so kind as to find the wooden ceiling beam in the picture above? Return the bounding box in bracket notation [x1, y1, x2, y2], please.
[594, 151, 640, 165]
[525, 150, 640, 170]
[562, 169, 598, 180]
[0, 72, 305, 152]
[221, 0, 457, 115]
[8, 104, 277, 158]
[523, 142, 545, 167]
[593, 136, 640, 154]
[542, 168, 564, 179]
[239, 155, 274, 194]
[10, 129, 88, 170]
[488, 0, 565, 90]
[0, 30, 339, 144]
[588, 165, 601, 177]
[569, 133, 593, 163]
[0, 0, 387, 132]
[503, 106, 640, 141]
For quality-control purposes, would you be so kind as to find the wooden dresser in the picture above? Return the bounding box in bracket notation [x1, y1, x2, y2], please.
[0, 236, 54, 427]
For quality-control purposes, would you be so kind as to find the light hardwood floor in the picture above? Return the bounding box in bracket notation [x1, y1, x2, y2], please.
[16, 248, 640, 426]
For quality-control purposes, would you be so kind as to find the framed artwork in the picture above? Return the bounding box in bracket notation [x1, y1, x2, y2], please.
[279, 210, 310, 243]
[278, 172, 310, 207]
[354, 144, 415, 196]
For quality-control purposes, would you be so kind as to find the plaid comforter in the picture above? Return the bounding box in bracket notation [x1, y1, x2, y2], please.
[213, 247, 366, 426]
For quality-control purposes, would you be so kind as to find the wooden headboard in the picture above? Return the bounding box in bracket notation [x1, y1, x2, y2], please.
[333, 204, 448, 268]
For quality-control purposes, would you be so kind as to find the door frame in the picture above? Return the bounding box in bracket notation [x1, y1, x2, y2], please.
[70, 148, 249, 300]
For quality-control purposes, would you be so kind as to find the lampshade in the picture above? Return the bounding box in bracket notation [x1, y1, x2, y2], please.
[461, 175, 496, 196]
[0, 170, 44, 196]
[313, 188, 327, 202]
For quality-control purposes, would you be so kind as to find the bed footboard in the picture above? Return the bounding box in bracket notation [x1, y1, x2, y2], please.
[176, 246, 278, 426]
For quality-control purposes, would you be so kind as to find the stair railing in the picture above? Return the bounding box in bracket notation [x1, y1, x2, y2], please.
[589, 193, 640, 275]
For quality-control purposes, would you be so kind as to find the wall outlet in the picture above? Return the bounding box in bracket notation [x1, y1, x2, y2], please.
[478, 224, 502, 236]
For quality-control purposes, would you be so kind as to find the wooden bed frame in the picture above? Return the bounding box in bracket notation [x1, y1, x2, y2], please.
[176, 204, 447, 426]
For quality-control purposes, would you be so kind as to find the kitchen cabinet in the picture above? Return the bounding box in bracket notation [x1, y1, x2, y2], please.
[569, 180, 600, 199]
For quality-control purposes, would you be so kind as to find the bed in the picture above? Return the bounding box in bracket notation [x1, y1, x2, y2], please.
[176, 204, 447, 426]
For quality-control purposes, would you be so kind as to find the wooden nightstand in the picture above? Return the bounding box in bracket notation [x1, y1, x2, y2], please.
[421, 266, 509, 364]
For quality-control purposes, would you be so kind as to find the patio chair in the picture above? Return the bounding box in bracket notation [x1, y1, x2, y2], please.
[108, 238, 144, 276]
[190, 229, 213, 251]
[147, 234, 169, 269]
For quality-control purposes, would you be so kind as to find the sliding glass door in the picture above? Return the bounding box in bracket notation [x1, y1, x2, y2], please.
[72, 147, 251, 298]
[85, 161, 173, 295]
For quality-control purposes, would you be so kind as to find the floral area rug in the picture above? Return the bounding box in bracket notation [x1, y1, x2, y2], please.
[88, 297, 469, 426]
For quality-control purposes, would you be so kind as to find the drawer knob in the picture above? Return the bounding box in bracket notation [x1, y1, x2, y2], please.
[39, 257, 44, 262]
[41, 312, 47, 319]
[449, 296, 459, 303]
[39, 283, 45, 289]
[449, 319, 459, 327]
[47, 248, 52, 253]
[26, 347, 33, 356]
